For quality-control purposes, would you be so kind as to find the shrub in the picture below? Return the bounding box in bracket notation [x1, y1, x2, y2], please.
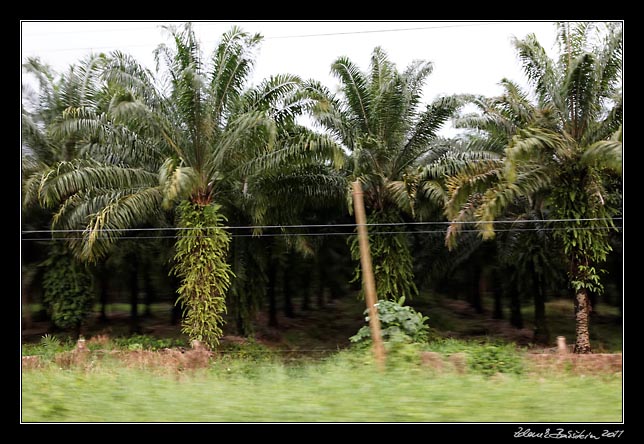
[350, 297, 429, 344]
[111, 334, 188, 351]
[467, 343, 524, 376]
[22, 334, 71, 360]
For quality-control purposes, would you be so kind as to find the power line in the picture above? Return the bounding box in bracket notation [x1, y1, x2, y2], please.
[21, 217, 623, 235]
[21, 225, 622, 242]
[20, 22, 503, 55]
[266, 22, 498, 40]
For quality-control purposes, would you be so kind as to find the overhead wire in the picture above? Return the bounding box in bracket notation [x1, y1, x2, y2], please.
[21, 217, 623, 235]
[21, 224, 623, 242]
[20, 22, 503, 55]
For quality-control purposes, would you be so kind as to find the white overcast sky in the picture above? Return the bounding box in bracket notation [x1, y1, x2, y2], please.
[21, 21, 562, 101]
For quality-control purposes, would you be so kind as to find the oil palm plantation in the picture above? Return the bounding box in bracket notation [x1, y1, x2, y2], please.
[306, 47, 462, 301]
[26, 23, 345, 348]
[445, 22, 622, 353]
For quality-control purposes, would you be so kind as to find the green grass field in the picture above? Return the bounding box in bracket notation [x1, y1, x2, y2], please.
[21, 344, 622, 423]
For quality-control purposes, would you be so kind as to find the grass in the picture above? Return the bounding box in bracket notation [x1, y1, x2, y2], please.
[21, 352, 622, 423]
[21, 337, 622, 423]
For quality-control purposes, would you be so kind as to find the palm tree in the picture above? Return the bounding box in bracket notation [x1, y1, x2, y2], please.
[445, 22, 622, 353]
[22, 54, 109, 335]
[28, 23, 344, 347]
[306, 47, 462, 301]
[443, 79, 570, 343]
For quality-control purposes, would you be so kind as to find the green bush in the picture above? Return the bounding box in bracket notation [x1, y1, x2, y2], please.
[467, 343, 524, 376]
[41, 247, 94, 332]
[111, 334, 188, 351]
[425, 338, 525, 376]
[350, 297, 429, 344]
[22, 334, 71, 359]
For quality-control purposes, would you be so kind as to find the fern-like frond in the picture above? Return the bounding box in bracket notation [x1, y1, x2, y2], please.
[209, 26, 263, 125]
[331, 56, 372, 134]
[580, 140, 622, 174]
[75, 187, 165, 262]
[37, 160, 159, 208]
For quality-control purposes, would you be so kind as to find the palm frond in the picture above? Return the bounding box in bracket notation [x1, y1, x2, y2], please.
[512, 33, 563, 112]
[251, 164, 347, 209]
[369, 46, 395, 94]
[22, 57, 58, 113]
[398, 95, 462, 173]
[22, 111, 56, 164]
[210, 26, 263, 124]
[210, 111, 276, 179]
[302, 79, 356, 149]
[104, 50, 163, 108]
[36, 159, 159, 208]
[419, 150, 502, 181]
[444, 159, 503, 222]
[159, 158, 200, 209]
[331, 56, 372, 133]
[475, 163, 552, 239]
[580, 140, 622, 174]
[241, 74, 306, 126]
[74, 187, 165, 262]
[400, 58, 434, 111]
[58, 53, 107, 110]
[563, 52, 597, 139]
[505, 127, 573, 182]
[232, 130, 347, 178]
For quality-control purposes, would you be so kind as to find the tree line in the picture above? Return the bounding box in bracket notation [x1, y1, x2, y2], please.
[21, 22, 622, 353]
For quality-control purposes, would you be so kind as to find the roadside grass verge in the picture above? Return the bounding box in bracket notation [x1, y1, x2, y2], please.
[21, 336, 622, 423]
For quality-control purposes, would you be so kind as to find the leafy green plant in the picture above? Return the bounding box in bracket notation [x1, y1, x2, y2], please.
[349, 213, 418, 302]
[172, 201, 234, 350]
[467, 343, 524, 376]
[22, 334, 70, 360]
[112, 335, 188, 351]
[41, 246, 94, 333]
[350, 297, 429, 344]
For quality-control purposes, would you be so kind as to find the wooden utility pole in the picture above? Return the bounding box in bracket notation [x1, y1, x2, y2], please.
[352, 180, 386, 371]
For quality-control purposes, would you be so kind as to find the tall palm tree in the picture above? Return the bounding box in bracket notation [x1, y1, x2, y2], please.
[444, 79, 570, 344]
[445, 22, 622, 353]
[28, 24, 344, 347]
[306, 47, 462, 301]
[22, 54, 109, 335]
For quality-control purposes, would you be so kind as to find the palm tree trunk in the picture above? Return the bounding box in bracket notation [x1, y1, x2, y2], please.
[143, 264, 154, 318]
[504, 274, 523, 329]
[98, 273, 109, 323]
[533, 272, 550, 345]
[300, 257, 319, 311]
[267, 243, 279, 327]
[314, 261, 325, 309]
[267, 262, 279, 327]
[493, 291, 503, 320]
[574, 288, 592, 353]
[283, 272, 295, 319]
[510, 292, 524, 329]
[129, 260, 141, 334]
[21, 266, 35, 330]
[168, 272, 182, 325]
[470, 267, 483, 314]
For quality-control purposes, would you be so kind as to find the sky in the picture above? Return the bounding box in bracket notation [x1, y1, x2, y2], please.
[21, 21, 561, 102]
